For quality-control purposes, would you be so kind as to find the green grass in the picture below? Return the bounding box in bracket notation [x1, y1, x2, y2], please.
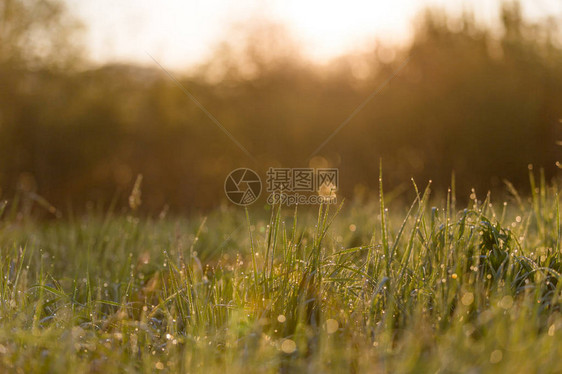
[1, 173, 562, 373]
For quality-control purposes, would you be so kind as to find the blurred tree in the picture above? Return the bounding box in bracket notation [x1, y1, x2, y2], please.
[0, 0, 83, 68]
[0, 0, 83, 210]
[0, 1, 561, 213]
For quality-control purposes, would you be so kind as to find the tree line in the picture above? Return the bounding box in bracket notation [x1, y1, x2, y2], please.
[1, 1, 561, 213]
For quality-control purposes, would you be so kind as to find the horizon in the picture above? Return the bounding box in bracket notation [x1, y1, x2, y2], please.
[67, 0, 561, 71]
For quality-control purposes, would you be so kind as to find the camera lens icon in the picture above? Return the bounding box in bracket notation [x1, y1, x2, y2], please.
[224, 168, 261, 206]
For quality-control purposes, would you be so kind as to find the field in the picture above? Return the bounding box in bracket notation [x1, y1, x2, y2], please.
[1, 172, 562, 373]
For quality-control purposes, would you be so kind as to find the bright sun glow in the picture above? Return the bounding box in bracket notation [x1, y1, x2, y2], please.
[67, 0, 560, 70]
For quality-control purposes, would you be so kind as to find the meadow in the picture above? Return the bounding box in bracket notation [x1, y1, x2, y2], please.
[1, 170, 561, 373]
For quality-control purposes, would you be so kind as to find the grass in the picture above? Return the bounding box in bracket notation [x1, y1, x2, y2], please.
[1, 171, 562, 373]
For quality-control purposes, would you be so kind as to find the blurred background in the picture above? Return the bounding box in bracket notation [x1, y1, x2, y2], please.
[1, 0, 561, 213]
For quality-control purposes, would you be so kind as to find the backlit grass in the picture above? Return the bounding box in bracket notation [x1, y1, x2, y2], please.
[1, 171, 562, 373]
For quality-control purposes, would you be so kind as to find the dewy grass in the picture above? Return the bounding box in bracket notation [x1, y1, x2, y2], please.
[1, 173, 562, 373]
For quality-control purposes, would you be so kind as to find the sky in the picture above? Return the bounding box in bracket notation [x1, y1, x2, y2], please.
[67, 0, 561, 70]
